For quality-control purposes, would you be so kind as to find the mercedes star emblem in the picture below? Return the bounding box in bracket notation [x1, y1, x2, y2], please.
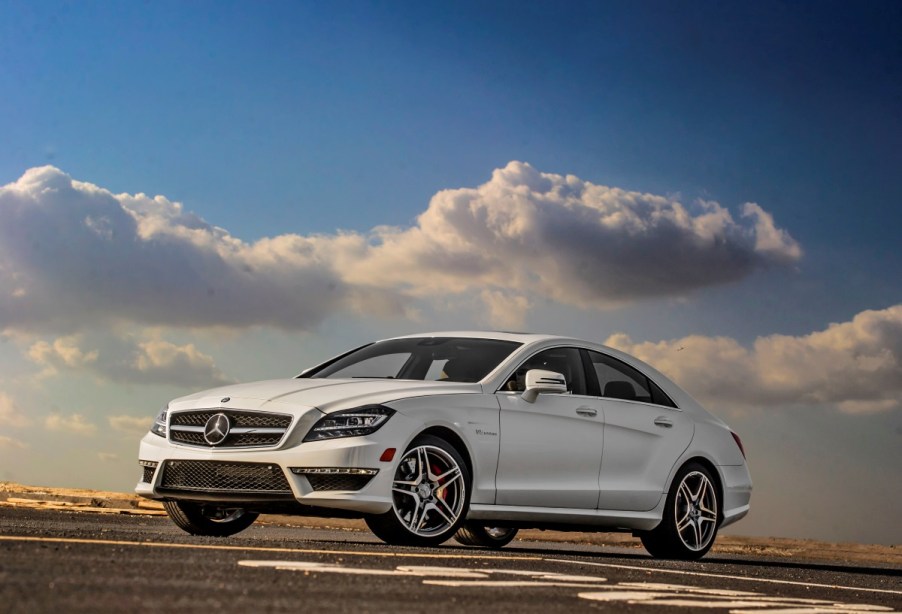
[203, 413, 231, 445]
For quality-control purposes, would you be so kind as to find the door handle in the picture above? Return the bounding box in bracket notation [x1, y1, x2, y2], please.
[576, 406, 597, 417]
[654, 416, 673, 428]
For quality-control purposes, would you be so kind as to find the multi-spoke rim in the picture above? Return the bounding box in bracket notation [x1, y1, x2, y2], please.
[484, 527, 516, 540]
[202, 507, 246, 523]
[674, 471, 718, 551]
[391, 444, 465, 537]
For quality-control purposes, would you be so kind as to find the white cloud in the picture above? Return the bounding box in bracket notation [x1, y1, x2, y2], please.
[0, 435, 28, 449]
[606, 304, 902, 414]
[129, 338, 233, 387]
[26, 332, 233, 388]
[28, 336, 98, 375]
[480, 290, 531, 329]
[108, 414, 152, 436]
[0, 391, 29, 427]
[353, 164, 802, 309]
[0, 163, 800, 334]
[45, 413, 96, 435]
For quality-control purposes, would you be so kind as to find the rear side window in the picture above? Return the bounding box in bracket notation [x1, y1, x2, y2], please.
[586, 350, 677, 408]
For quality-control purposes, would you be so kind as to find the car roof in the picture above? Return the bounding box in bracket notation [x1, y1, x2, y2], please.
[383, 330, 567, 344]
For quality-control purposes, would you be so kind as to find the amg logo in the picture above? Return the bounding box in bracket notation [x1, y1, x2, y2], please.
[474, 428, 498, 437]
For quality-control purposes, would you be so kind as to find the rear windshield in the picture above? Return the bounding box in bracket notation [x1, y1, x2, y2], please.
[302, 337, 522, 383]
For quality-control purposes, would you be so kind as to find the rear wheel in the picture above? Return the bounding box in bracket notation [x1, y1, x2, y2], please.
[640, 462, 720, 560]
[163, 500, 258, 537]
[366, 435, 471, 547]
[455, 523, 518, 548]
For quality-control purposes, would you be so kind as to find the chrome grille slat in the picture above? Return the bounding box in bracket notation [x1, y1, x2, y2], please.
[169, 409, 291, 448]
[160, 460, 291, 494]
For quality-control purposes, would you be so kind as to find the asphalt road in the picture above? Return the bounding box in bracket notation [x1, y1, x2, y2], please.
[1, 508, 899, 613]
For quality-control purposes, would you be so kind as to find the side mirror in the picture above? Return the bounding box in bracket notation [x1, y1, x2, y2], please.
[521, 369, 568, 403]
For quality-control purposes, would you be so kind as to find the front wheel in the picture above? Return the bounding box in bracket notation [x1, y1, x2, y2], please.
[163, 500, 258, 537]
[455, 523, 519, 548]
[640, 462, 720, 560]
[366, 435, 471, 547]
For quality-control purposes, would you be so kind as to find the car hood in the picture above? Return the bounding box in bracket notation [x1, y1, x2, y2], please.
[170, 378, 483, 414]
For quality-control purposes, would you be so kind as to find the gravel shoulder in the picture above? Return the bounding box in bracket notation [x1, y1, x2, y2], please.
[2, 480, 898, 569]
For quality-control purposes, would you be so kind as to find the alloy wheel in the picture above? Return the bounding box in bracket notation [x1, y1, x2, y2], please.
[391, 444, 466, 537]
[674, 470, 718, 551]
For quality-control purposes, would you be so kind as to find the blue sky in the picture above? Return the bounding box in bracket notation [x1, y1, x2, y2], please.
[4, 1, 900, 337]
[1, 1, 900, 544]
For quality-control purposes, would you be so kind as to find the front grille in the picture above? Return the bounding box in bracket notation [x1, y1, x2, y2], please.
[159, 460, 291, 494]
[169, 409, 292, 448]
[306, 474, 375, 491]
[142, 465, 156, 483]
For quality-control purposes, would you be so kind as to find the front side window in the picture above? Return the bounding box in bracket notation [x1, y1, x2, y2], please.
[586, 350, 677, 408]
[503, 347, 587, 395]
[303, 337, 521, 382]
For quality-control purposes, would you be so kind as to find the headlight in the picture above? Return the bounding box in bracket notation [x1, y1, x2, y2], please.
[303, 405, 394, 441]
[150, 405, 168, 438]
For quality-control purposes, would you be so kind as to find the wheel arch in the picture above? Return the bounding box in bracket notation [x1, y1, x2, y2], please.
[668, 455, 725, 523]
[416, 425, 474, 485]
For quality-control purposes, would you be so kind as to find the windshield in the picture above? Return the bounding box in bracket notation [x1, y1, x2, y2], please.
[303, 337, 522, 383]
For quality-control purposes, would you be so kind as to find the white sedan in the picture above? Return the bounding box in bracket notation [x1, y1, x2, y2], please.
[136, 331, 751, 559]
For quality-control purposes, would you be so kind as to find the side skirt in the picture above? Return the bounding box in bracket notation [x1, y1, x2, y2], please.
[466, 503, 664, 532]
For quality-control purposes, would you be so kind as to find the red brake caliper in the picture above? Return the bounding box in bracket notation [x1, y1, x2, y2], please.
[432, 464, 447, 500]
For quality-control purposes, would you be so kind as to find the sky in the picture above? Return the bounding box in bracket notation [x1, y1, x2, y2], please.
[1, 0, 900, 545]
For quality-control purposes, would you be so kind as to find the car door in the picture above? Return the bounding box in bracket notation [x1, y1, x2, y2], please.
[494, 347, 605, 509]
[585, 350, 694, 512]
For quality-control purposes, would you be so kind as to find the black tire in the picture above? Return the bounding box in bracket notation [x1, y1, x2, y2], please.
[366, 434, 471, 547]
[640, 462, 721, 560]
[163, 500, 259, 537]
[455, 523, 519, 549]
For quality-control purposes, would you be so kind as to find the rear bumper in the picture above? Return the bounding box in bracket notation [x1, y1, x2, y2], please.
[718, 463, 752, 528]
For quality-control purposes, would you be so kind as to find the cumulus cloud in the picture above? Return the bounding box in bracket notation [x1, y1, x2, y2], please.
[26, 332, 233, 388]
[28, 336, 98, 375]
[606, 304, 902, 414]
[45, 413, 96, 434]
[108, 414, 152, 436]
[0, 391, 29, 427]
[0, 163, 800, 333]
[480, 290, 531, 329]
[0, 435, 28, 449]
[353, 164, 802, 308]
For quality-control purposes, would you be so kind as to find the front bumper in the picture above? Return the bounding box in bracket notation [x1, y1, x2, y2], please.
[136, 412, 416, 515]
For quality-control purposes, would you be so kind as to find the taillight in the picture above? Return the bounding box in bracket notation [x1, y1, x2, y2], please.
[731, 431, 746, 459]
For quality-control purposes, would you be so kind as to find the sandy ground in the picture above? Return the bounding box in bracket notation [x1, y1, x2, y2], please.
[1, 481, 898, 568]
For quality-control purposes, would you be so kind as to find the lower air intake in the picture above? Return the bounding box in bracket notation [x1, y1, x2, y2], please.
[306, 474, 375, 491]
[160, 460, 291, 494]
[142, 465, 156, 484]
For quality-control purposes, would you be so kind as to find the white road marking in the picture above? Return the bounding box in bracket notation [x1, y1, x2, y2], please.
[238, 561, 487, 577]
[237, 560, 898, 612]
[0, 535, 538, 560]
[4, 533, 896, 609]
[578, 584, 895, 612]
[239, 560, 608, 588]
[545, 557, 902, 597]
